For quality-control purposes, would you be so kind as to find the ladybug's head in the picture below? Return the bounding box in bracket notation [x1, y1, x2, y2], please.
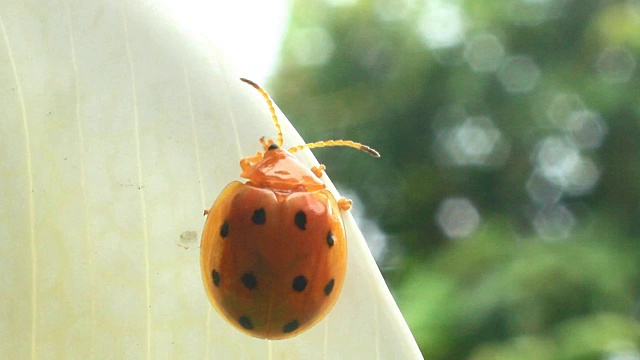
[239, 78, 379, 192]
[241, 143, 326, 193]
[259, 137, 280, 152]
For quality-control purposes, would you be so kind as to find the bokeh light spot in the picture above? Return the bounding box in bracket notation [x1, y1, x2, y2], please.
[374, 0, 416, 22]
[565, 110, 608, 149]
[534, 136, 601, 196]
[605, 347, 640, 360]
[437, 116, 510, 167]
[535, 136, 580, 186]
[562, 156, 601, 196]
[497, 55, 541, 93]
[436, 197, 481, 239]
[532, 204, 575, 240]
[596, 47, 637, 84]
[464, 33, 505, 72]
[290, 27, 335, 67]
[547, 93, 586, 126]
[418, 0, 465, 49]
[526, 171, 563, 204]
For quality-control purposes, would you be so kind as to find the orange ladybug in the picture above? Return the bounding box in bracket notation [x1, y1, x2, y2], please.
[200, 78, 379, 340]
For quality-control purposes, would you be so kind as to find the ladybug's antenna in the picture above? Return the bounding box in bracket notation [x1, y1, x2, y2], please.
[240, 78, 380, 158]
[289, 140, 380, 157]
[240, 78, 283, 147]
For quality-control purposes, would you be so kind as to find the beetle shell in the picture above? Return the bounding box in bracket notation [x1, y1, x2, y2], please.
[200, 180, 347, 339]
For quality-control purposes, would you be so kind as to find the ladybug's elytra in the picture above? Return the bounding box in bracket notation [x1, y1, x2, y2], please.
[200, 78, 379, 340]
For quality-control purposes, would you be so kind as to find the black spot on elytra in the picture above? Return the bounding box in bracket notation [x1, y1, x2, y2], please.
[294, 211, 307, 230]
[241, 272, 257, 290]
[211, 269, 220, 287]
[326, 231, 335, 247]
[239, 316, 254, 330]
[292, 275, 308, 292]
[252, 208, 266, 225]
[220, 221, 229, 238]
[324, 279, 335, 296]
[283, 319, 299, 333]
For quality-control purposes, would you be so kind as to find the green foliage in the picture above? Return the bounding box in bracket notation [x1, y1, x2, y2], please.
[272, 0, 640, 357]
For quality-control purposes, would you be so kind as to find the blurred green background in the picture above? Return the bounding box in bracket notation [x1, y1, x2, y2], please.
[267, 0, 640, 358]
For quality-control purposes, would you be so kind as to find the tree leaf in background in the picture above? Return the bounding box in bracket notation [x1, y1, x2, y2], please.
[0, 1, 421, 359]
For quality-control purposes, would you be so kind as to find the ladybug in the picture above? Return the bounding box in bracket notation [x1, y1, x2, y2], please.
[200, 78, 379, 340]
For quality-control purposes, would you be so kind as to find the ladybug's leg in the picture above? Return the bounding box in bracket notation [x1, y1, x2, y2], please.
[240, 152, 263, 172]
[310, 164, 326, 178]
[338, 197, 353, 211]
[203, 209, 210, 216]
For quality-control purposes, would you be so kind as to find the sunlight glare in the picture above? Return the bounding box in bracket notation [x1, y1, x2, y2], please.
[155, 0, 290, 83]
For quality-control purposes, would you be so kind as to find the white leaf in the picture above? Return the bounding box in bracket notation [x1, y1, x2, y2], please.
[0, 1, 422, 359]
